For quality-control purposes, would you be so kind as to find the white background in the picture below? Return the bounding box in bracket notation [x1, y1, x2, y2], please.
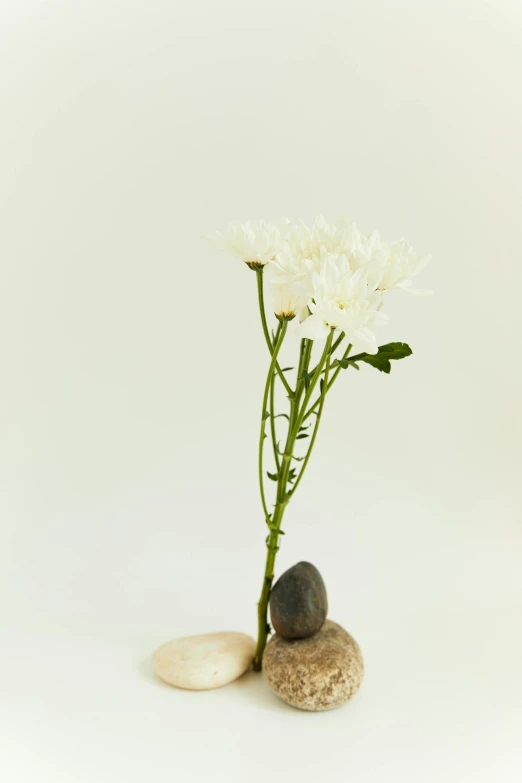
[1, 1, 521, 781]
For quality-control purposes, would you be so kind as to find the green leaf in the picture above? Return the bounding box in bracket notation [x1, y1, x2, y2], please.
[267, 471, 279, 481]
[265, 534, 280, 552]
[333, 357, 359, 370]
[296, 433, 309, 440]
[263, 410, 270, 421]
[357, 342, 412, 374]
[302, 369, 312, 390]
[336, 343, 413, 374]
[281, 367, 294, 373]
[292, 454, 305, 461]
[298, 423, 311, 432]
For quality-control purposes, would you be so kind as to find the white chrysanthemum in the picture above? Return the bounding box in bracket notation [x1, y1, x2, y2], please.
[352, 232, 431, 295]
[299, 253, 388, 354]
[204, 216, 431, 302]
[270, 283, 306, 321]
[270, 217, 365, 300]
[203, 220, 281, 269]
[270, 249, 317, 298]
[283, 215, 362, 261]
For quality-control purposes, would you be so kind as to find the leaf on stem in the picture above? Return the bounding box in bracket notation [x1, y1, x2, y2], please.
[296, 433, 309, 440]
[334, 342, 413, 374]
[267, 471, 279, 481]
[267, 525, 285, 535]
[332, 357, 359, 370]
[263, 410, 270, 421]
[302, 369, 312, 390]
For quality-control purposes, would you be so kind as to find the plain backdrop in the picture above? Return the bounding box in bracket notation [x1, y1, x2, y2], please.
[1, 1, 521, 781]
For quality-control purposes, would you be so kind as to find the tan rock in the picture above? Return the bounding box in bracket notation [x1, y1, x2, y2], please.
[153, 631, 255, 690]
[262, 619, 364, 711]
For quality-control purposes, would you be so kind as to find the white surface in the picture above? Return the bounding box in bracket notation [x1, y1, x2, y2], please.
[1, 1, 522, 781]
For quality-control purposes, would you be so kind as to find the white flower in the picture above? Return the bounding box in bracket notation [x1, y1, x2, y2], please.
[270, 248, 317, 298]
[299, 253, 388, 354]
[282, 215, 362, 261]
[270, 283, 305, 321]
[202, 220, 281, 269]
[272, 217, 431, 297]
[204, 216, 431, 310]
[352, 232, 431, 295]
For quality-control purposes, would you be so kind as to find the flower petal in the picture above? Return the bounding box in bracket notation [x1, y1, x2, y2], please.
[299, 313, 330, 340]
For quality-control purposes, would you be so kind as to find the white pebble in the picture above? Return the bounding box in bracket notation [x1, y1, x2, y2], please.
[152, 631, 255, 690]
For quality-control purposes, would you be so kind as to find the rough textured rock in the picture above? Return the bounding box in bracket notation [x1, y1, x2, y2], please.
[269, 561, 328, 639]
[263, 619, 364, 711]
[152, 631, 255, 690]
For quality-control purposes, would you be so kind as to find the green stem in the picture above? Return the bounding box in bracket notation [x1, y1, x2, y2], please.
[255, 270, 293, 398]
[253, 331, 333, 671]
[290, 332, 334, 441]
[309, 331, 344, 377]
[302, 342, 352, 422]
[289, 338, 332, 498]
[269, 370, 280, 473]
[258, 322, 286, 525]
[253, 418, 295, 670]
[295, 339, 312, 408]
[331, 331, 345, 355]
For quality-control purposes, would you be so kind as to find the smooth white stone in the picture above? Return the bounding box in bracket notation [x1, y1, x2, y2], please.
[152, 631, 255, 690]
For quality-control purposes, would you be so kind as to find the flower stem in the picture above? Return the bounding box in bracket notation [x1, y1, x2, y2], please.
[253, 331, 334, 670]
[258, 322, 286, 525]
[253, 443, 293, 671]
[330, 330, 345, 356]
[302, 342, 352, 422]
[269, 378, 280, 472]
[255, 269, 294, 398]
[308, 331, 344, 377]
[290, 332, 334, 440]
[289, 339, 332, 498]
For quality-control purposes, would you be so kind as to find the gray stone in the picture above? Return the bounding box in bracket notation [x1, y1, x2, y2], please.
[262, 619, 364, 711]
[269, 561, 328, 639]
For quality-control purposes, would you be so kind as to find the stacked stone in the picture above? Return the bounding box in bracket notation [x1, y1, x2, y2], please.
[151, 560, 363, 712]
[263, 562, 364, 711]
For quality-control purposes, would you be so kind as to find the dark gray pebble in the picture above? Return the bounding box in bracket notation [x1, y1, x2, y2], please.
[269, 561, 328, 639]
